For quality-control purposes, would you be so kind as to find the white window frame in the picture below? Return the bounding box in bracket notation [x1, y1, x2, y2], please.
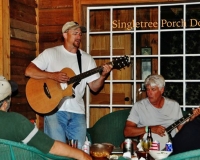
[85, 2, 200, 127]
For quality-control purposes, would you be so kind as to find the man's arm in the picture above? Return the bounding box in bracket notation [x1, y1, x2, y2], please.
[25, 63, 51, 79]
[124, 120, 166, 138]
[25, 62, 69, 83]
[49, 140, 92, 160]
[124, 120, 146, 138]
[88, 64, 112, 92]
[177, 108, 200, 131]
[190, 108, 200, 121]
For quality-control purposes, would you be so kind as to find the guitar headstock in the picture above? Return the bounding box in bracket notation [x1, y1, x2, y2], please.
[112, 55, 131, 70]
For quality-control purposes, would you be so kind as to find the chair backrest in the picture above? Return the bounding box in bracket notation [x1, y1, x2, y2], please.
[164, 149, 200, 160]
[0, 139, 74, 160]
[87, 109, 131, 148]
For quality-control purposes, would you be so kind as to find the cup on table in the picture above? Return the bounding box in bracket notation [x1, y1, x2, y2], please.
[140, 139, 151, 160]
[67, 139, 78, 148]
[141, 139, 150, 151]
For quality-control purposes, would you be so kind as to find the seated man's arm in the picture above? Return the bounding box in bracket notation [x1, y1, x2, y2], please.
[176, 108, 200, 132]
[124, 120, 166, 138]
[124, 120, 146, 138]
[50, 141, 92, 160]
[7, 113, 92, 160]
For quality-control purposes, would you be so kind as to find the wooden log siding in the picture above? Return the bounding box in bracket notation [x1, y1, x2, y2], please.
[11, 39, 36, 51]
[10, 18, 37, 33]
[38, 0, 73, 52]
[9, 0, 37, 120]
[10, 29, 37, 42]
[11, 0, 37, 8]
[10, 0, 36, 25]
[38, 0, 73, 9]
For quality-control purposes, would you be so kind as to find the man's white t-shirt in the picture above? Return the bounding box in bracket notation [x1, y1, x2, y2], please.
[127, 97, 183, 137]
[31, 45, 100, 114]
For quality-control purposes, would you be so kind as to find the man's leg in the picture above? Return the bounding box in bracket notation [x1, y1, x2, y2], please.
[65, 112, 86, 149]
[172, 117, 200, 155]
[44, 112, 66, 143]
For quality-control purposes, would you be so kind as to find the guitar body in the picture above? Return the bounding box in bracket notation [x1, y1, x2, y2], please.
[26, 68, 76, 114]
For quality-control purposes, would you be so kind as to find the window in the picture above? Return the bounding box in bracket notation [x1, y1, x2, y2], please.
[86, 2, 200, 127]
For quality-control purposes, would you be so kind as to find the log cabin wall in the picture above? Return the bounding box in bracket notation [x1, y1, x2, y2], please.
[38, 0, 74, 53]
[9, 0, 37, 120]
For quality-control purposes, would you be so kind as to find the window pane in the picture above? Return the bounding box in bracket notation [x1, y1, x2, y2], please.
[113, 56, 132, 80]
[90, 83, 110, 105]
[161, 5, 183, 29]
[161, 31, 183, 54]
[186, 82, 200, 105]
[113, 8, 134, 31]
[89, 9, 110, 32]
[161, 57, 183, 80]
[90, 34, 110, 56]
[113, 83, 133, 105]
[164, 82, 183, 105]
[136, 33, 158, 55]
[186, 31, 200, 54]
[112, 33, 133, 56]
[136, 7, 158, 30]
[186, 4, 200, 29]
[136, 57, 158, 80]
[186, 56, 200, 79]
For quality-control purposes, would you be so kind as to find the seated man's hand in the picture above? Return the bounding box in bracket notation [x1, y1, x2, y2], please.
[190, 107, 200, 121]
[151, 125, 166, 137]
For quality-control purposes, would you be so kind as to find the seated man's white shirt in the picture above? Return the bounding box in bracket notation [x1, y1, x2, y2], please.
[128, 97, 183, 137]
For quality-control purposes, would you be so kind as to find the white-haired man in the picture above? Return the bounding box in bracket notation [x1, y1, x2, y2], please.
[0, 75, 92, 160]
[124, 74, 200, 151]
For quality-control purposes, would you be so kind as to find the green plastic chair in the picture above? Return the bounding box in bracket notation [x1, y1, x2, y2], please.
[164, 149, 200, 160]
[87, 109, 131, 148]
[0, 139, 74, 160]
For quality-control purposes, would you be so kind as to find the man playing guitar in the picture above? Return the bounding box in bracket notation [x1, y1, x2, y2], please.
[25, 21, 113, 149]
[124, 74, 200, 151]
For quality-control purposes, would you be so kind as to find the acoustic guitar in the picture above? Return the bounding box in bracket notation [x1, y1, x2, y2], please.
[26, 56, 130, 114]
[143, 110, 193, 150]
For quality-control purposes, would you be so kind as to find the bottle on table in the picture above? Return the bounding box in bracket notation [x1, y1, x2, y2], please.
[143, 127, 153, 160]
[147, 127, 153, 148]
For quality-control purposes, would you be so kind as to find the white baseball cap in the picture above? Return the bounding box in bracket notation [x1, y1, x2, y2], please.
[62, 21, 86, 33]
[0, 75, 18, 102]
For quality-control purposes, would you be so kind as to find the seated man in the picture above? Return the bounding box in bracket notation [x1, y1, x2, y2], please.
[0, 75, 92, 160]
[124, 74, 200, 150]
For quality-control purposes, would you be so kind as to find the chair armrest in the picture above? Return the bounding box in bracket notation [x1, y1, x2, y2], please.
[0, 138, 74, 160]
[86, 128, 93, 144]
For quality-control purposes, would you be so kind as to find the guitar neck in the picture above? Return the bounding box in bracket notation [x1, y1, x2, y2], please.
[166, 111, 193, 134]
[67, 66, 104, 85]
[66, 56, 130, 85]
